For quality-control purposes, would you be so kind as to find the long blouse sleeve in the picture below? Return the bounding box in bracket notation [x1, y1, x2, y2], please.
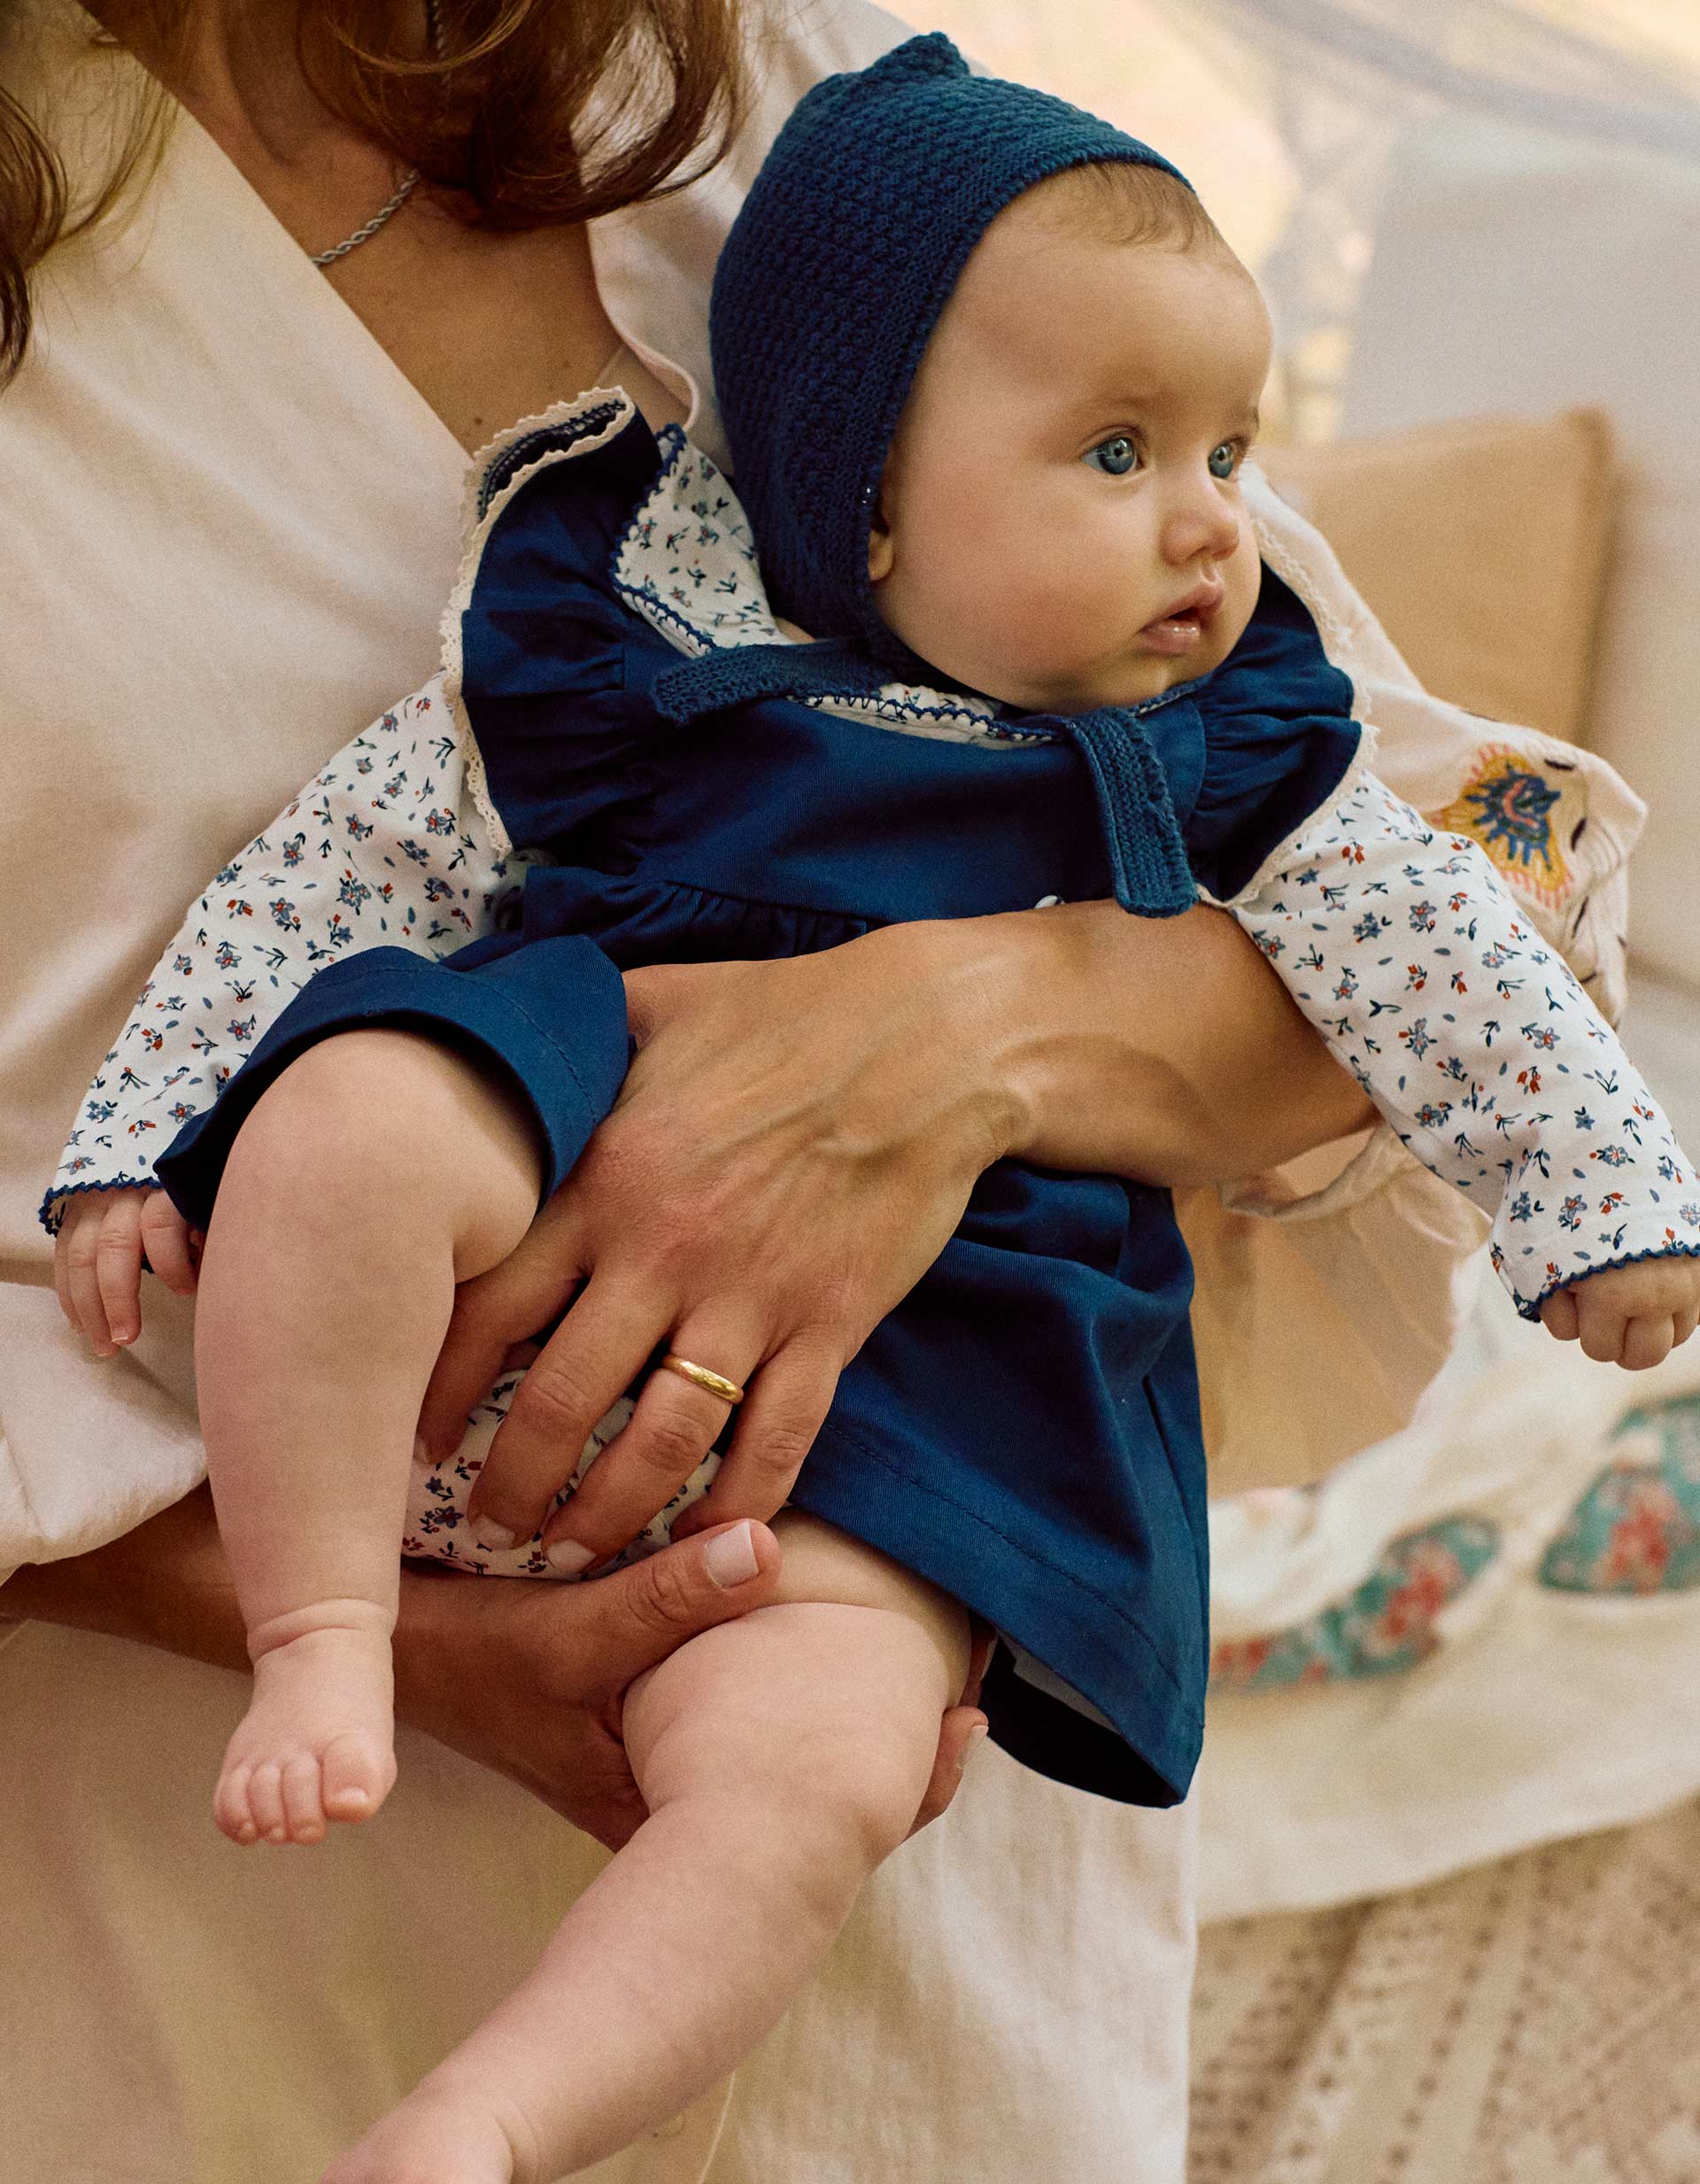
[1175, 478, 1663, 1492]
[39, 677, 526, 1231]
[1220, 765, 1697, 1318]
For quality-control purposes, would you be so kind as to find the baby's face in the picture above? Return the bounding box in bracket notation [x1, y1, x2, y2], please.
[869, 194, 1271, 715]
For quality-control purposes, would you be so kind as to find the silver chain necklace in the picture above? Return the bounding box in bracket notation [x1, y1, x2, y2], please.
[311, 0, 442, 269]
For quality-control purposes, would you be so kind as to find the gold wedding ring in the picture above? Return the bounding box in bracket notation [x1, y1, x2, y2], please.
[660, 1353, 747, 1406]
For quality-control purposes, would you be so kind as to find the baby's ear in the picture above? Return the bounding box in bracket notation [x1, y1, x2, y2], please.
[867, 492, 896, 585]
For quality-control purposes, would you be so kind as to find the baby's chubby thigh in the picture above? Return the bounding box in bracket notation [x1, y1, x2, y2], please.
[623, 1511, 973, 1879]
[761, 1508, 972, 1677]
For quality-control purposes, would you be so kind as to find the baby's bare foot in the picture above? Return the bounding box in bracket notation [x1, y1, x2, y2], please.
[320, 2082, 528, 2184]
[215, 1601, 398, 1847]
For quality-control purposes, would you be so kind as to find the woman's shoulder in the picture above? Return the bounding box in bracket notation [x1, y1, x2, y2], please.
[589, 3, 917, 472]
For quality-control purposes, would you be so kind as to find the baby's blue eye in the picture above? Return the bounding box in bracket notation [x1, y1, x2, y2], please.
[1085, 435, 1139, 476]
[1209, 442, 1240, 480]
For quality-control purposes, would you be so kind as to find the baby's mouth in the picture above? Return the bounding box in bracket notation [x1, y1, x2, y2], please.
[1140, 581, 1224, 657]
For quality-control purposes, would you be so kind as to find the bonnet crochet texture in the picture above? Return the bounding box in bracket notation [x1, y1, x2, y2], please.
[708, 33, 1194, 676]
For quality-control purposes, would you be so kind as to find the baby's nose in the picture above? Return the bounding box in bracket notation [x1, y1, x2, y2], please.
[1164, 486, 1241, 567]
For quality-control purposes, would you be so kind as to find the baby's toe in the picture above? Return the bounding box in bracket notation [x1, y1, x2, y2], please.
[321, 1733, 395, 1825]
[282, 1753, 328, 1844]
[214, 1766, 260, 1847]
[247, 1761, 289, 1844]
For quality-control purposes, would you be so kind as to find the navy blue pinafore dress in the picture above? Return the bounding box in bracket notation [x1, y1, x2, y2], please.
[160, 403, 1361, 1807]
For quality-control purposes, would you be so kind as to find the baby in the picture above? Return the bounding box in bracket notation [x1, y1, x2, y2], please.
[48, 35, 1700, 2184]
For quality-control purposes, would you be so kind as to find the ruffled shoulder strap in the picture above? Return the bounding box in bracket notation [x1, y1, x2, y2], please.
[440, 390, 668, 860]
[1185, 566, 1364, 901]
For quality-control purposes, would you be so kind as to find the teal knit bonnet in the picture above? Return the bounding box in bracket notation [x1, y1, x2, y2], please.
[707, 34, 1194, 677]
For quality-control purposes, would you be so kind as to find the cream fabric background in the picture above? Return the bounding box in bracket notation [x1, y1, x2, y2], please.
[1338, 116, 1700, 994]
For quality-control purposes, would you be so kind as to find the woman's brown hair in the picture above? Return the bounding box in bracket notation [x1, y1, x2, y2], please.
[0, 0, 748, 382]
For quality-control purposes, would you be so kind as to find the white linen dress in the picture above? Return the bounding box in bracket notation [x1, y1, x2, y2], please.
[0, 0, 1629, 2176]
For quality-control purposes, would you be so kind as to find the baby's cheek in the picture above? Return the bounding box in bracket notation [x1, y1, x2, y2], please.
[980, 595, 1104, 704]
[907, 555, 1063, 688]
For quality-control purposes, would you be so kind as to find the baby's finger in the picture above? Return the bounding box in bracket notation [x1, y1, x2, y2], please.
[94, 1192, 149, 1348]
[139, 1191, 198, 1294]
[51, 1220, 78, 1331]
[1673, 1306, 1698, 1354]
[1574, 1284, 1626, 1364]
[1620, 1315, 1675, 1373]
[64, 1203, 120, 1355]
[1540, 1288, 1580, 1341]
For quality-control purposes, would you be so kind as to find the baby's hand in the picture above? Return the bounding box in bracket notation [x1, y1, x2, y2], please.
[1540, 1256, 1700, 1370]
[52, 1186, 201, 1358]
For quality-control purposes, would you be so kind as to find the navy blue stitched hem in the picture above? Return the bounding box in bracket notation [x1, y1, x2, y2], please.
[796, 1405, 1204, 1805]
[1519, 1239, 1700, 1322]
[154, 940, 628, 1229]
[38, 1171, 158, 1237]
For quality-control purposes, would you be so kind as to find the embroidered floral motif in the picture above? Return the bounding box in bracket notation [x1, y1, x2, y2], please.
[1429, 743, 1576, 912]
[1539, 1393, 1700, 1595]
[1209, 1516, 1502, 1691]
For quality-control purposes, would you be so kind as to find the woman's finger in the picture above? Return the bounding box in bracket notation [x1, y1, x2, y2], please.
[467, 1280, 664, 1549]
[138, 1191, 197, 1294]
[909, 1709, 991, 1836]
[668, 1338, 840, 1542]
[538, 1309, 767, 1570]
[908, 1624, 996, 1835]
[414, 1198, 588, 1462]
[583, 1517, 781, 1699]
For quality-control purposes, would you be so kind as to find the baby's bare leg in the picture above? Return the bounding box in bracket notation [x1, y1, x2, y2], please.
[197, 1030, 541, 1848]
[322, 1512, 970, 2184]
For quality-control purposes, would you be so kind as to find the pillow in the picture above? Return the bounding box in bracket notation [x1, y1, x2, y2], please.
[1328, 114, 1700, 991]
[1255, 407, 1611, 747]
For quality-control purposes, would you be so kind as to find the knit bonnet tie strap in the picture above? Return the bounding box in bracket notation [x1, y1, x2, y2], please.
[651, 640, 892, 726]
[1047, 707, 1199, 917]
[653, 648, 1196, 916]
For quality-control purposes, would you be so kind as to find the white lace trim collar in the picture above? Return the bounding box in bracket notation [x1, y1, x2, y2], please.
[609, 421, 1040, 746]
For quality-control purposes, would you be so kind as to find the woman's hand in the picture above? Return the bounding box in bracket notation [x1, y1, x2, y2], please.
[422, 899, 1373, 1570]
[427, 922, 1022, 1568]
[53, 1185, 201, 1357]
[397, 1524, 990, 1848]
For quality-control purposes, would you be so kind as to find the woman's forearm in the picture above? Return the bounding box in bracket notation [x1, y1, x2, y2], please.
[0, 1486, 251, 1667]
[920, 898, 1377, 1188]
[0, 1488, 524, 1730]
